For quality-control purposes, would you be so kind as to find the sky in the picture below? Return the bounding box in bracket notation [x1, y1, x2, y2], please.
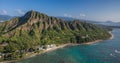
[0, 0, 120, 22]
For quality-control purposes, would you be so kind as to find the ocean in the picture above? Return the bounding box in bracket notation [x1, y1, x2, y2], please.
[16, 29, 120, 63]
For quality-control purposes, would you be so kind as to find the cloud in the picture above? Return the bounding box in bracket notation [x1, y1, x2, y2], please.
[15, 9, 25, 15]
[80, 13, 86, 17]
[64, 13, 68, 17]
[64, 13, 72, 17]
[75, 13, 86, 19]
[0, 9, 7, 15]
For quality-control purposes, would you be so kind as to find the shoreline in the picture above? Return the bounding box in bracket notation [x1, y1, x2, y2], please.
[1, 32, 114, 63]
[83, 31, 114, 45]
[82, 40, 103, 45]
[109, 31, 114, 40]
[1, 44, 73, 63]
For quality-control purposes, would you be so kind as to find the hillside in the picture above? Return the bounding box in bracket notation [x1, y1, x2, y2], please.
[0, 10, 111, 60]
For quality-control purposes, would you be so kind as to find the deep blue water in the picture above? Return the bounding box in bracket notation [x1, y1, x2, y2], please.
[16, 29, 120, 63]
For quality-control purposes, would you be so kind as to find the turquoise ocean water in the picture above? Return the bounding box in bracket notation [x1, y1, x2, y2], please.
[16, 29, 120, 63]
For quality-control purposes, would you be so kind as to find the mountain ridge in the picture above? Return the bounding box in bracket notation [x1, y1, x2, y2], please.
[0, 10, 111, 61]
[0, 10, 111, 43]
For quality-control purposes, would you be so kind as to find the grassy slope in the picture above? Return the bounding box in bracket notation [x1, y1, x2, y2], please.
[0, 11, 111, 60]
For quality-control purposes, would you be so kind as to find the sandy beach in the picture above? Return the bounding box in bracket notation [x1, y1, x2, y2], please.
[1, 31, 114, 63]
[84, 31, 114, 45]
[83, 40, 103, 45]
[109, 31, 114, 40]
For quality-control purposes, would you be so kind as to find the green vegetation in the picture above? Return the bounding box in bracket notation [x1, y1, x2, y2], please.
[0, 10, 111, 61]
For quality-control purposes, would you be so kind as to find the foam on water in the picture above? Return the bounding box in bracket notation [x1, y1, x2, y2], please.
[16, 29, 120, 63]
[115, 49, 120, 53]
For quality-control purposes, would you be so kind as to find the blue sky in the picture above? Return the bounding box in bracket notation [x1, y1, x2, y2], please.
[0, 0, 120, 22]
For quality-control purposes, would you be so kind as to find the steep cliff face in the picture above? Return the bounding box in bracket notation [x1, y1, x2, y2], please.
[0, 10, 112, 60]
[0, 10, 111, 48]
